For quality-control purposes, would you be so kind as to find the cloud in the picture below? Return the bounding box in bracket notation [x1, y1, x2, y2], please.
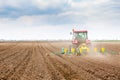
[0, 0, 120, 40]
[0, 0, 119, 26]
[31, 0, 68, 9]
[0, 0, 118, 20]
[69, 0, 110, 8]
[0, 0, 25, 8]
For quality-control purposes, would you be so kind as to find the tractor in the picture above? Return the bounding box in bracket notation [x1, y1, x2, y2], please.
[71, 29, 90, 48]
[62, 29, 91, 55]
[70, 29, 91, 55]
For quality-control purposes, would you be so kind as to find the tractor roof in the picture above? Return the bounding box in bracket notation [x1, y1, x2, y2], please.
[72, 29, 87, 33]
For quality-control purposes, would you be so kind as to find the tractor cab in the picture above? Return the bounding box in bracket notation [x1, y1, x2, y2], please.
[72, 29, 90, 47]
[73, 31, 87, 40]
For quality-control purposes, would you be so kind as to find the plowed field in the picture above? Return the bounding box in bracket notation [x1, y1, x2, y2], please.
[0, 42, 120, 80]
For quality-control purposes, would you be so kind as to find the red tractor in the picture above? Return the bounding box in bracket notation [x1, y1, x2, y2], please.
[72, 29, 91, 47]
[62, 29, 91, 55]
[69, 29, 91, 54]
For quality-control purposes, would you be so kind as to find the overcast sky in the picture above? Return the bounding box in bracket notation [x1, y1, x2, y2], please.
[0, 0, 120, 40]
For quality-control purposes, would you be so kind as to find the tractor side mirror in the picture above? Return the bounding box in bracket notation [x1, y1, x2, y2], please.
[70, 32, 72, 35]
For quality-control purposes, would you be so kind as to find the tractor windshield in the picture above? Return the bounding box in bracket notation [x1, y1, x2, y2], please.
[73, 32, 87, 40]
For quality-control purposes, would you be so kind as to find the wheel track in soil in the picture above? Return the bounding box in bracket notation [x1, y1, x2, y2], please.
[0, 43, 33, 80]
[21, 43, 54, 80]
[0, 43, 18, 57]
[0, 43, 21, 62]
[47, 42, 120, 80]
[43, 43, 101, 80]
[0, 43, 17, 52]
[0, 43, 26, 79]
[36, 42, 119, 80]
[0, 44, 28, 73]
[55, 52, 120, 80]
[8, 46, 33, 80]
[58, 55, 120, 80]
[20, 43, 62, 80]
[38, 43, 66, 80]
[22, 42, 68, 80]
[0, 42, 120, 80]
[0, 43, 27, 72]
[80, 56, 120, 79]
[1, 44, 25, 78]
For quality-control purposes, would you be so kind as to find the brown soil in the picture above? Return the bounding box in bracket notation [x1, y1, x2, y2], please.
[0, 42, 120, 80]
